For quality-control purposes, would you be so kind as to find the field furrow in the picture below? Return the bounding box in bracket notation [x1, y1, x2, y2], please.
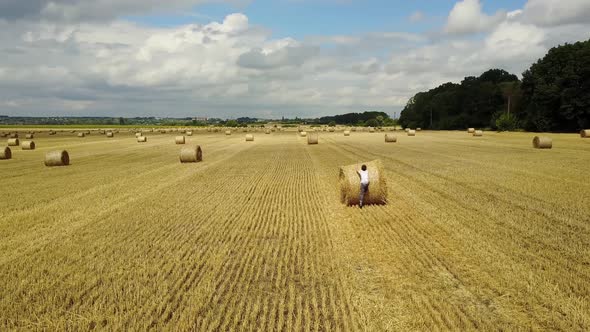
[1, 130, 588, 330]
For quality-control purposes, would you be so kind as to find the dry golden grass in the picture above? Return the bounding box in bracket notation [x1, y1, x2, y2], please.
[0, 129, 589, 330]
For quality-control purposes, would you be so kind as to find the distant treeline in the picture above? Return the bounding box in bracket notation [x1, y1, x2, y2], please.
[399, 39, 590, 132]
[0, 112, 397, 127]
[0, 117, 224, 127]
[316, 111, 395, 126]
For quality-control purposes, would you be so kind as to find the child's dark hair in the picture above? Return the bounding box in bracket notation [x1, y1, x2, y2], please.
[361, 165, 367, 171]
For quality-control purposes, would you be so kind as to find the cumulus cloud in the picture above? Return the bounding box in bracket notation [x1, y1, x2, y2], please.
[0, 0, 247, 22]
[0, 1, 589, 118]
[238, 39, 319, 69]
[445, 0, 506, 35]
[485, 22, 546, 60]
[521, 0, 590, 26]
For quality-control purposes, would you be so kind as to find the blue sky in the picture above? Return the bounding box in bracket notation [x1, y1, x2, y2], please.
[130, 0, 528, 38]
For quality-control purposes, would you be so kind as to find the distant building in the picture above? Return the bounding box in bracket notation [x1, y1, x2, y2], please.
[193, 117, 208, 122]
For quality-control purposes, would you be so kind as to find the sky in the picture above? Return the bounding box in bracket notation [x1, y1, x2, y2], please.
[0, 0, 589, 119]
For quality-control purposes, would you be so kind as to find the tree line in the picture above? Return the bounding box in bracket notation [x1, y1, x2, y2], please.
[316, 111, 396, 127]
[399, 39, 590, 132]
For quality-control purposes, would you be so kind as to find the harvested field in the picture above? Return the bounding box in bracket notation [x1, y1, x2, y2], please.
[0, 130, 589, 330]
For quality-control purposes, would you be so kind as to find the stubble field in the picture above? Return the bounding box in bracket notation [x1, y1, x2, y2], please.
[1, 129, 589, 331]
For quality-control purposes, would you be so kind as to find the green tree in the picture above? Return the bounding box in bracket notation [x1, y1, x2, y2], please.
[328, 121, 336, 127]
[521, 39, 590, 132]
[383, 117, 396, 126]
[495, 112, 519, 131]
[365, 119, 379, 127]
[226, 120, 238, 127]
[399, 69, 520, 130]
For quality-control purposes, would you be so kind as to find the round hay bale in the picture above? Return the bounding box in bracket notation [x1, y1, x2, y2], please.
[265, 129, 271, 134]
[0, 146, 11, 160]
[300, 131, 307, 137]
[385, 134, 397, 143]
[77, 132, 85, 138]
[179, 145, 202, 163]
[21, 141, 35, 150]
[468, 128, 475, 134]
[416, 128, 422, 131]
[106, 132, 114, 138]
[45, 150, 70, 167]
[175, 136, 185, 144]
[473, 130, 483, 137]
[329, 127, 335, 132]
[307, 133, 319, 145]
[245, 134, 254, 142]
[135, 132, 142, 138]
[49, 131, 56, 135]
[580, 129, 590, 138]
[344, 130, 351, 136]
[407, 130, 416, 136]
[369, 127, 375, 133]
[9, 133, 18, 138]
[405, 128, 410, 132]
[187, 131, 193, 136]
[7, 138, 19, 146]
[25, 134, 34, 139]
[339, 160, 387, 206]
[533, 136, 552, 149]
[225, 130, 232, 135]
[137, 136, 147, 143]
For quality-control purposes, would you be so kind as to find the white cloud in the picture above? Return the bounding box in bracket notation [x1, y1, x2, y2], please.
[237, 38, 319, 69]
[485, 22, 546, 60]
[521, 0, 590, 26]
[0, 2, 589, 118]
[445, 0, 506, 35]
[0, 0, 248, 22]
